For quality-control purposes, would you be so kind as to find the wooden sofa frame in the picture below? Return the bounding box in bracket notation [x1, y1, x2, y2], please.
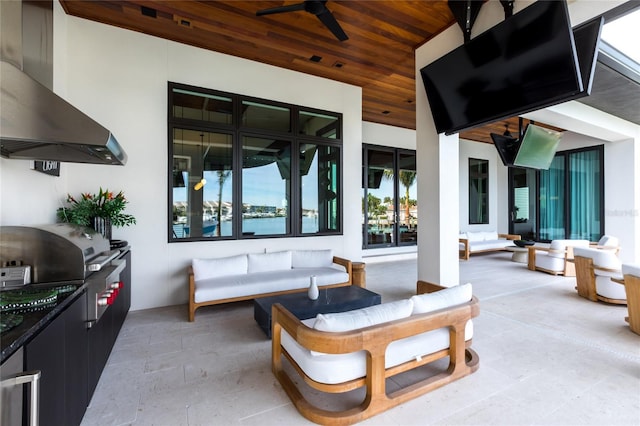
[188, 256, 363, 322]
[271, 281, 479, 425]
[574, 255, 626, 305]
[459, 233, 520, 260]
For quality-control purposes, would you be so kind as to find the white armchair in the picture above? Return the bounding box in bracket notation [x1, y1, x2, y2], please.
[574, 247, 625, 304]
[621, 264, 640, 334]
[590, 235, 620, 253]
[527, 239, 590, 276]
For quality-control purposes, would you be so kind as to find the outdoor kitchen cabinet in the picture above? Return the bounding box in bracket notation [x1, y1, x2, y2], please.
[24, 290, 88, 426]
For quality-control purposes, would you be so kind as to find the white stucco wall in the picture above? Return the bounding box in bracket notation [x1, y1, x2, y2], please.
[0, 2, 363, 310]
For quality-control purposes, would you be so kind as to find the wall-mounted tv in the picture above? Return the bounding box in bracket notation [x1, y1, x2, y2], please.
[490, 132, 519, 167]
[513, 124, 563, 170]
[572, 16, 604, 97]
[492, 124, 563, 170]
[420, 0, 583, 135]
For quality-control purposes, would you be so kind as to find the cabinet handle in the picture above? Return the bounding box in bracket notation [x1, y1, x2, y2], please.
[1, 370, 41, 426]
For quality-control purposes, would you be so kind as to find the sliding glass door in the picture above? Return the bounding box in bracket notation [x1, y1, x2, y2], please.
[509, 145, 603, 242]
[362, 146, 417, 248]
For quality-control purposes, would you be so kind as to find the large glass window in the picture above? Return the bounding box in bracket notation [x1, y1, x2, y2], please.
[168, 83, 342, 242]
[362, 146, 417, 248]
[469, 158, 488, 224]
[242, 136, 291, 236]
[300, 143, 341, 234]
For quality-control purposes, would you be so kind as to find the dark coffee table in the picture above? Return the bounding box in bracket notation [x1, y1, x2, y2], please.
[253, 286, 381, 338]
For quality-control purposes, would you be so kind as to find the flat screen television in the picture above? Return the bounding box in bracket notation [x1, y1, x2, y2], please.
[490, 132, 519, 167]
[513, 124, 563, 169]
[420, 0, 583, 135]
[572, 16, 604, 97]
[491, 124, 563, 170]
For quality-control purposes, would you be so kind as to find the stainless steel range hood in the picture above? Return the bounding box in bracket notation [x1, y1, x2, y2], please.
[0, 0, 127, 165]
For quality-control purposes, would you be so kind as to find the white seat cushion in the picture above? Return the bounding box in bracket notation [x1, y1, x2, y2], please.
[194, 267, 348, 303]
[622, 263, 640, 278]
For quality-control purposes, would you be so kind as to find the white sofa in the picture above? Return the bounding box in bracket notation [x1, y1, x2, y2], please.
[459, 231, 521, 260]
[188, 249, 360, 321]
[272, 281, 480, 424]
[272, 281, 479, 424]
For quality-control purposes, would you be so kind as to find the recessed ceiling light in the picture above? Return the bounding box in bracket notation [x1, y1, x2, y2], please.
[382, 110, 390, 115]
[141, 6, 157, 18]
[333, 62, 344, 68]
[310, 55, 322, 62]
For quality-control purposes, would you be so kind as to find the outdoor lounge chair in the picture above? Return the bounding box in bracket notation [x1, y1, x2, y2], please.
[573, 247, 626, 304]
[527, 239, 590, 276]
[622, 264, 640, 335]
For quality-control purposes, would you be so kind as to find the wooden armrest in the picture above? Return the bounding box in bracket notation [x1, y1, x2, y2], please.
[528, 246, 549, 254]
[592, 265, 622, 274]
[499, 233, 521, 240]
[459, 238, 469, 244]
[416, 280, 446, 294]
[332, 256, 353, 284]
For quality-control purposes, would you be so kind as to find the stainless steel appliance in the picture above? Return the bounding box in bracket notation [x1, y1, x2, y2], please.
[0, 223, 127, 328]
[0, 0, 127, 165]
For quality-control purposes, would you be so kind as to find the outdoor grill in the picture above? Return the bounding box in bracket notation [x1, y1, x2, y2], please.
[0, 223, 127, 328]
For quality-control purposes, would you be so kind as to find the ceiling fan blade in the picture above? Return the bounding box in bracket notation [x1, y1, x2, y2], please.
[316, 8, 349, 41]
[256, 3, 306, 17]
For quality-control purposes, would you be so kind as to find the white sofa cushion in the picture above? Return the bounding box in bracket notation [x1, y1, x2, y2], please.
[410, 283, 472, 315]
[192, 254, 248, 282]
[622, 263, 640, 278]
[466, 232, 485, 243]
[314, 299, 414, 333]
[574, 247, 622, 276]
[597, 235, 619, 248]
[292, 249, 333, 268]
[548, 239, 590, 258]
[194, 267, 349, 303]
[247, 251, 292, 273]
[481, 231, 499, 241]
[280, 318, 473, 385]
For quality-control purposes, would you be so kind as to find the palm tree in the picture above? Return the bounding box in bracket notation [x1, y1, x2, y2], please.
[399, 170, 417, 226]
[382, 169, 417, 225]
[215, 170, 230, 237]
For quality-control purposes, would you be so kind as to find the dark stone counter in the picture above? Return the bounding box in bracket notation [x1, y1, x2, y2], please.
[1, 283, 85, 363]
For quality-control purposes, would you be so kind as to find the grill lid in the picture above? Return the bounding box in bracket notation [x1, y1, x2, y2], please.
[0, 224, 111, 284]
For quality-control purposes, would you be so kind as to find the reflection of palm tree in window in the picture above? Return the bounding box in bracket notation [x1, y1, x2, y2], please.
[382, 169, 416, 226]
[399, 170, 416, 226]
[215, 170, 230, 237]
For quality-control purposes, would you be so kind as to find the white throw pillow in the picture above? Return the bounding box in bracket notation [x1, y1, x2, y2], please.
[192, 255, 248, 281]
[467, 232, 484, 242]
[410, 283, 473, 315]
[313, 299, 414, 333]
[247, 251, 292, 273]
[483, 231, 498, 241]
[292, 249, 333, 268]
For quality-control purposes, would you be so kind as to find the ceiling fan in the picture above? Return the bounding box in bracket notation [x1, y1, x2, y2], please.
[256, 1, 349, 41]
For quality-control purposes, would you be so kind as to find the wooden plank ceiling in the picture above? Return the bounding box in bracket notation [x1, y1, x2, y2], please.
[59, 0, 557, 143]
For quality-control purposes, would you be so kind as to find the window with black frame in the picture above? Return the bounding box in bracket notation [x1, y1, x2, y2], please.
[469, 158, 489, 224]
[168, 83, 342, 242]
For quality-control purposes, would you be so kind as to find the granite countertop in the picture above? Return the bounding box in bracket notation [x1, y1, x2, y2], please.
[0, 283, 86, 363]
